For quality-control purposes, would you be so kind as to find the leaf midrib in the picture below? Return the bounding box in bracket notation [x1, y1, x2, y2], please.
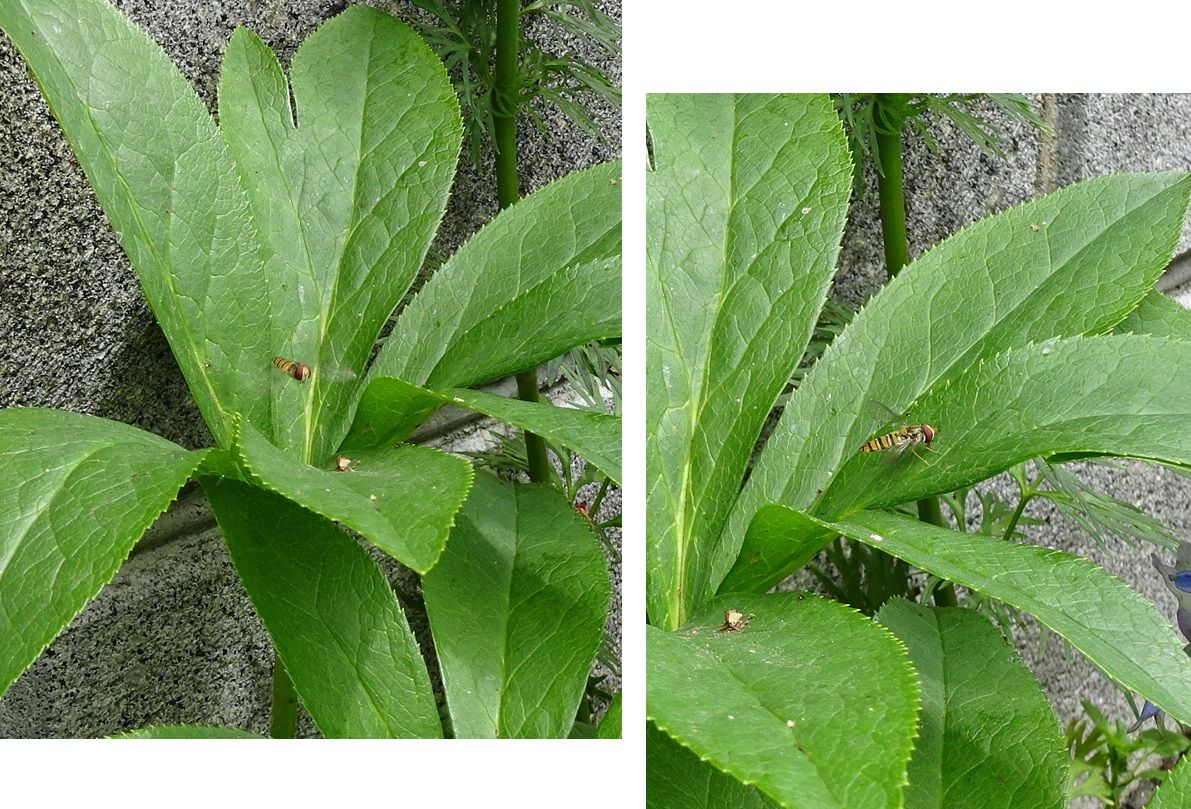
[302, 23, 379, 464]
[667, 95, 740, 628]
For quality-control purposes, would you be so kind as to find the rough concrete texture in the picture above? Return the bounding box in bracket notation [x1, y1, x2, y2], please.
[0, 0, 619, 736]
[828, 94, 1191, 807]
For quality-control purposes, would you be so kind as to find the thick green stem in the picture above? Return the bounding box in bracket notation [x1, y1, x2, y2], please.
[874, 118, 909, 277]
[515, 371, 551, 482]
[915, 496, 957, 606]
[916, 495, 946, 527]
[493, 0, 521, 210]
[269, 651, 298, 738]
[494, 0, 550, 484]
[871, 99, 953, 605]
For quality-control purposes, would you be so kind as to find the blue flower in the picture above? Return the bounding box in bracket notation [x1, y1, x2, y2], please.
[1128, 700, 1162, 733]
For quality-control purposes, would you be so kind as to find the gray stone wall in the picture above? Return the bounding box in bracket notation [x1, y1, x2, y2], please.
[838, 93, 1191, 805]
[0, 0, 619, 737]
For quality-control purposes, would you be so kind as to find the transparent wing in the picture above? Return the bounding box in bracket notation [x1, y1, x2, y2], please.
[315, 362, 360, 383]
[864, 399, 907, 429]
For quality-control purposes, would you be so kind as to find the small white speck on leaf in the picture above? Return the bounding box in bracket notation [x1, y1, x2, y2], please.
[728, 715, 735, 720]
[801, 207, 811, 215]
[786, 720, 796, 728]
[370, 494, 378, 501]
[418, 160, 427, 167]
[1041, 347, 1052, 355]
[869, 533, 884, 542]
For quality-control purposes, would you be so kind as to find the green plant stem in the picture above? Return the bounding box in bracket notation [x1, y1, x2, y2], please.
[269, 651, 298, 738]
[1002, 475, 1040, 543]
[589, 477, 611, 518]
[493, 0, 550, 485]
[915, 496, 958, 606]
[872, 100, 954, 606]
[874, 115, 909, 277]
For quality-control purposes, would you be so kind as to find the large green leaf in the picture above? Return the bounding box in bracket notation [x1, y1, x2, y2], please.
[751, 506, 1191, 725]
[232, 418, 471, 574]
[342, 376, 621, 484]
[427, 256, 620, 389]
[646, 93, 852, 630]
[1120, 289, 1191, 341]
[339, 376, 444, 449]
[818, 335, 1191, 516]
[0, 409, 205, 699]
[368, 160, 621, 390]
[115, 725, 264, 739]
[422, 473, 611, 738]
[875, 599, 1066, 809]
[218, 7, 460, 464]
[204, 478, 441, 738]
[647, 593, 919, 808]
[720, 506, 836, 595]
[0, 0, 266, 446]
[1151, 753, 1191, 809]
[725, 173, 1191, 587]
[648, 721, 779, 809]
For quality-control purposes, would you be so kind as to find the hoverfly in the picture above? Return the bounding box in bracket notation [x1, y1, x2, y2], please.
[272, 356, 311, 383]
[858, 400, 937, 463]
[271, 356, 359, 384]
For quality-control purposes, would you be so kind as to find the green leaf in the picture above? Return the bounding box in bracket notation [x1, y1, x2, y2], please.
[233, 418, 471, 574]
[648, 721, 779, 809]
[339, 376, 444, 449]
[755, 506, 1191, 725]
[114, 725, 264, 739]
[446, 387, 620, 484]
[875, 599, 1066, 809]
[727, 173, 1191, 581]
[1151, 753, 1191, 809]
[204, 478, 441, 738]
[341, 378, 620, 483]
[368, 160, 621, 389]
[818, 336, 1191, 516]
[1035, 458, 1179, 551]
[597, 692, 622, 739]
[720, 505, 837, 595]
[647, 593, 919, 808]
[0, 409, 205, 699]
[427, 255, 620, 389]
[646, 93, 852, 630]
[0, 0, 266, 446]
[1119, 289, 1191, 341]
[422, 473, 611, 738]
[218, 7, 461, 463]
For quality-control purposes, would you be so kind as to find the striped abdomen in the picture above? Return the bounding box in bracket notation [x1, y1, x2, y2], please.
[272, 356, 311, 382]
[860, 423, 935, 453]
[860, 428, 913, 453]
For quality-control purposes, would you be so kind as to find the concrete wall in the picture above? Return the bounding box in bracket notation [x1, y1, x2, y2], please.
[0, 0, 619, 737]
[838, 93, 1191, 806]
